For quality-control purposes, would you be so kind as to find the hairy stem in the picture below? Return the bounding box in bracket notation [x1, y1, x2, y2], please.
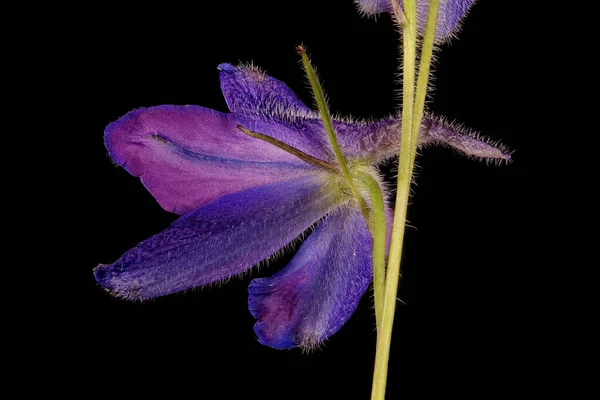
[370, 0, 433, 399]
[410, 0, 439, 172]
[357, 170, 388, 329]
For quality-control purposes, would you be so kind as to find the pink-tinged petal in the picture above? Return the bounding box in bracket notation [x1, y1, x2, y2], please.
[356, 0, 475, 43]
[248, 207, 375, 349]
[94, 174, 336, 301]
[105, 105, 315, 215]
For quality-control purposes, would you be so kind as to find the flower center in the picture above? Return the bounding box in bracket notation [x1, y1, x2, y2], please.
[237, 124, 381, 210]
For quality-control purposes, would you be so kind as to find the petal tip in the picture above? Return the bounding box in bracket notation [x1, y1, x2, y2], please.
[93, 263, 112, 287]
[93, 263, 119, 296]
[252, 322, 297, 350]
[248, 279, 300, 350]
[217, 63, 236, 72]
[103, 106, 155, 175]
[93, 263, 145, 301]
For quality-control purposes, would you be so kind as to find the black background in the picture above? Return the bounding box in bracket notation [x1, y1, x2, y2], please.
[61, 1, 537, 398]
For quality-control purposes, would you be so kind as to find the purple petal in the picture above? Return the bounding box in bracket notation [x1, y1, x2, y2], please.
[218, 63, 313, 117]
[355, 0, 475, 43]
[105, 105, 315, 215]
[94, 175, 336, 301]
[218, 63, 333, 162]
[248, 207, 374, 349]
[217, 63, 407, 163]
[218, 64, 508, 170]
[216, 63, 508, 165]
[235, 116, 333, 162]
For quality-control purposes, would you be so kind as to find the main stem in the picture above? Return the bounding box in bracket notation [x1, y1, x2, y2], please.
[371, 0, 440, 398]
[370, 0, 417, 397]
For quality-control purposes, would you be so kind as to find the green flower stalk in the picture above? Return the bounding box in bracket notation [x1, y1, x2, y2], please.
[358, 1, 479, 399]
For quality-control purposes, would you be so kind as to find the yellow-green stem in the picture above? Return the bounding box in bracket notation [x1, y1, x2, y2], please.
[371, 0, 441, 399]
[357, 171, 387, 329]
[370, 0, 416, 391]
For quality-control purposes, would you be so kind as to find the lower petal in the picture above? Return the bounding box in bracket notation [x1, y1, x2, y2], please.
[94, 174, 334, 300]
[248, 207, 373, 349]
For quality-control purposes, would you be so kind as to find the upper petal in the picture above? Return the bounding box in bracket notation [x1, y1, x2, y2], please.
[437, 0, 475, 41]
[355, 0, 393, 15]
[218, 63, 313, 118]
[105, 105, 314, 215]
[355, 0, 475, 43]
[94, 174, 336, 301]
[218, 63, 402, 163]
[218, 63, 333, 161]
[216, 64, 509, 167]
[248, 207, 374, 349]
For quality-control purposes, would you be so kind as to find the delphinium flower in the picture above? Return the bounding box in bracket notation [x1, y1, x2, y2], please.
[95, 60, 509, 349]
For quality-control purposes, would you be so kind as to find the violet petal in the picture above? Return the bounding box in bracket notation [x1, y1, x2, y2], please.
[217, 63, 466, 164]
[248, 207, 373, 349]
[218, 63, 402, 162]
[94, 174, 335, 300]
[219, 63, 332, 161]
[219, 63, 313, 118]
